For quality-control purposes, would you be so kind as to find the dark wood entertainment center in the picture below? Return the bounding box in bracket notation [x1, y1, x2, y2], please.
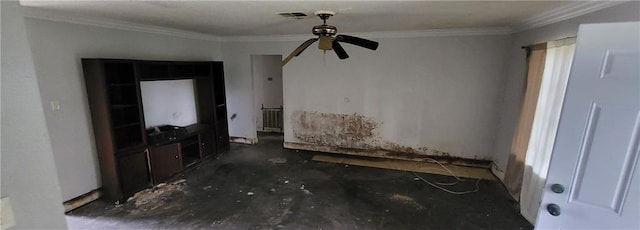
[82, 59, 229, 203]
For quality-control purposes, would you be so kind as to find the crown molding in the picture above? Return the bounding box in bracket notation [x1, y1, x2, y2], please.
[514, 1, 628, 32]
[220, 27, 513, 42]
[19, 1, 626, 43]
[21, 7, 222, 42]
[20, 7, 512, 43]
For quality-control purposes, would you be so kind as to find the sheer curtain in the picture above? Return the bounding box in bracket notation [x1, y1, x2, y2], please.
[504, 44, 547, 201]
[520, 38, 576, 224]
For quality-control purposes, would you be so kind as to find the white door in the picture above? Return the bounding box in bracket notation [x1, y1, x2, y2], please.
[536, 22, 640, 229]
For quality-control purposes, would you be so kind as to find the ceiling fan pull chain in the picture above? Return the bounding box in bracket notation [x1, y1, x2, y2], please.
[323, 51, 327, 66]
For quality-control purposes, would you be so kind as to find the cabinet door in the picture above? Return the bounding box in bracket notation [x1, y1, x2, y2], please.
[149, 143, 182, 183]
[216, 121, 230, 152]
[117, 150, 151, 196]
[199, 131, 215, 157]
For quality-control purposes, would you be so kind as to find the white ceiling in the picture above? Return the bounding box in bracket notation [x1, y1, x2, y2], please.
[19, 1, 599, 36]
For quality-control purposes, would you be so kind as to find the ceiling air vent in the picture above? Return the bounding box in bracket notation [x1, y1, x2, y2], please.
[278, 12, 308, 19]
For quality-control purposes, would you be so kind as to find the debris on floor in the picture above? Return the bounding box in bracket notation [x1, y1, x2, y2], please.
[300, 184, 313, 195]
[126, 179, 188, 215]
[389, 194, 425, 210]
[268, 157, 288, 164]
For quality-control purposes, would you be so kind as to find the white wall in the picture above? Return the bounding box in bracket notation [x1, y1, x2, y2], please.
[492, 2, 640, 179]
[224, 34, 511, 160]
[140, 80, 198, 128]
[0, 1, 67, 228]
[252, 55, 283, 131]
[23, 16, 221, 201]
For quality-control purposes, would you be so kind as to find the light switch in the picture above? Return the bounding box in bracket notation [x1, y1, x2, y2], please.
[1, 196, 16, 230]
[50, 100, 60, 111]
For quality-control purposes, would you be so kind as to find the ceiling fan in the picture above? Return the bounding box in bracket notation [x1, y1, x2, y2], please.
[281, 11, 379, 66]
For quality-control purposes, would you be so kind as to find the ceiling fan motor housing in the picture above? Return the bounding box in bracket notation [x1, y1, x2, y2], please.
[312, 24, 337, 36]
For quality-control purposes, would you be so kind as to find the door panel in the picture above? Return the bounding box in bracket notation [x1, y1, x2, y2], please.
[117, 150, 151, 196]
[199, 131, 215, 157]
[149, 143, 182, 183]
[536, 22, 640, 229]
[569, 104, 640, 213]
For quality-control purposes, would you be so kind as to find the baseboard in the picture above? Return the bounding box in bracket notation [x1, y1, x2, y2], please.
[258, 128, 282, 133]
[491, 162, 506, 182]
[284, 141, 492, 169]
[229, 136, 258, 145]
[63, 189, 102, 212]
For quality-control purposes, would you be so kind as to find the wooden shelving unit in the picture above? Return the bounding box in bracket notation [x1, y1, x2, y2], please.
[82, 59, 229, 202]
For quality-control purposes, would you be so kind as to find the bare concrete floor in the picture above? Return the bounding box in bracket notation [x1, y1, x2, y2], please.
[66, 133, 533, 230]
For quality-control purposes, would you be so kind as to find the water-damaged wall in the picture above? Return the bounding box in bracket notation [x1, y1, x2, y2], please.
[288, 111, 460, 160]
[291, 111, 379, 149]
[282, 35, 512, 161]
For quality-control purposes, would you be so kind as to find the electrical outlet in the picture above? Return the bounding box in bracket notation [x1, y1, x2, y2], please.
[1, 196, 16, 230]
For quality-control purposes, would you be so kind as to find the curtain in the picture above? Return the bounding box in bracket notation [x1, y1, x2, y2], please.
[504, 44, 547, 201]
[520, 38, 575, 224]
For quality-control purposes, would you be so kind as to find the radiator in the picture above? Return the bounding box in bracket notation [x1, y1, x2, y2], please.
[262, 105, 283, 132]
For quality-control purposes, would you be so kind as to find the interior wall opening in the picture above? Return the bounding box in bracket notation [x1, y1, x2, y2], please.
[251, 55, 284, 142]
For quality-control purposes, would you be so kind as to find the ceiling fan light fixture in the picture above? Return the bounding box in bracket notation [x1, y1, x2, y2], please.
[318, 36, 333, 50]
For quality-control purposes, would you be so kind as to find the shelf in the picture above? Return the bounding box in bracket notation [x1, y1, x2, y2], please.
[181, 139, 199, 148]
[216, 104, 225, 108]
[182, 156, 198, 168]
[139, 63, 169, 79]
[181, 139, 200, 168]
[111, 106, 141, 125]
[114, 122, 141, 129]
[111, 104, 139, 109]
[109, 83, 136, 87]
[104, 62, 135, 84]
[115, 140, 144, 151]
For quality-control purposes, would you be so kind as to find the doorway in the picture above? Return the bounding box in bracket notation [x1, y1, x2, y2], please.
[251, 55, 284, 141]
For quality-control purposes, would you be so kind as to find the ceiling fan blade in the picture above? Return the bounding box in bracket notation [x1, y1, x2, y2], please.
[335, 34, 379, 50]
[294, 38, 319, 56]
[332, 40, 349, 59]
[282, 38, 318, 66]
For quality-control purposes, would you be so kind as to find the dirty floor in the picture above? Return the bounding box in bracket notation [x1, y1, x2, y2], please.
[66, 133, 533, 230]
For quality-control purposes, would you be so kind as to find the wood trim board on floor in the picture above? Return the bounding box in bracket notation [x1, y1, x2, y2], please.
[312, 154, 496, 180]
